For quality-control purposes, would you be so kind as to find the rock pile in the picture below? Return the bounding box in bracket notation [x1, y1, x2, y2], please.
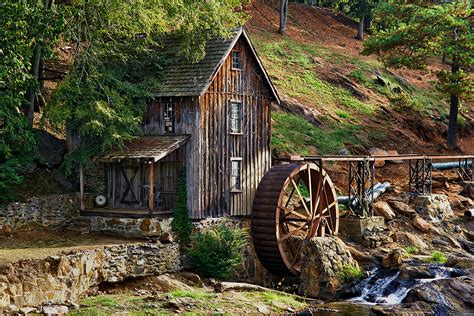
[298, 237, 360, 298]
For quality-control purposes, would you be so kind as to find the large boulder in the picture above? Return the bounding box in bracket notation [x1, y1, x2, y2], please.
[298, 236, 360, 298]
[415, 194, 453, 221]
[381, 249, 404, 268]
[412, 215, 432, 233]
[389, 200, 416, 217]
[374, 201, 396, 220]
[369, 148, 388, 167]
[36, 130, 66, 168]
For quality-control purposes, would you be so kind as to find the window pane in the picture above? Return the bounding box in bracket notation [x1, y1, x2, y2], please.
[230, 102, 242, 133]
[231, 160, 241, 190]
[232, 51, 240, 70]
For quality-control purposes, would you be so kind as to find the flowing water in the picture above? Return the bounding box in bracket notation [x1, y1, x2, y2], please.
[310, 264, 463, 315]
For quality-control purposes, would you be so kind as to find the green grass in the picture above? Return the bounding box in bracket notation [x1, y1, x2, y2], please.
[71, 294, 167, 315]
[429, 250, 447, 264]
[338, 264, 364, 283]
[405, 246, 418, 255]
[271, 111, 364, 156]
[169, 289, 213, 300]
[244, 291, 307, 312]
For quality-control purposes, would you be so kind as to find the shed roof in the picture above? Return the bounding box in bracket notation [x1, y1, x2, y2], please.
[100, 135, 189, 162]
[154, 27, 279, 102]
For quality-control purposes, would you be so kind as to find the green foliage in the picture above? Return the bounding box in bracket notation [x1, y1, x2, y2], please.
[187, 224, 246, 280]
[172, 168, 193, 244]
[42, 0, 247, 172]
[0, 1, 63, 202]
[429, 250, 447, 264]
[338, 264, 364, 282]
[405, 246, 418, 255]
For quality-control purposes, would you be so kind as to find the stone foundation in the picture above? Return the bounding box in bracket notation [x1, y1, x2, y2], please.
[338, 216, 386, 242]
[0, 194, 80, 230]
[0, 242, 181, 309]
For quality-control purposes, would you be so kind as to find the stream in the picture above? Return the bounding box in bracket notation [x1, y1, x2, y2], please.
[310, 264, 465, 315]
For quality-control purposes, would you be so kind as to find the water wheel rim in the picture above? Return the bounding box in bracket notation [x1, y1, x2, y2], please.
[275, 163, 339, 275]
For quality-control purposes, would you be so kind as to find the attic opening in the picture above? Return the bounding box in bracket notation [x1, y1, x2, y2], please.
[163, 103, 176, 133]
[232, 51, 241, 70]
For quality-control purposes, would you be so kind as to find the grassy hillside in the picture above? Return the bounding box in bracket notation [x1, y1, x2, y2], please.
[245, 2, 472, 156]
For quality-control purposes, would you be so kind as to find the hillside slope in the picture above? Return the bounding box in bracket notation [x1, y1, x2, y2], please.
[245, 1, 473, 156]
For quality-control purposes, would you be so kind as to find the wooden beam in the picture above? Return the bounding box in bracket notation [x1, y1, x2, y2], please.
[148, 162, 155, 211]
[79, 165, 85, 211]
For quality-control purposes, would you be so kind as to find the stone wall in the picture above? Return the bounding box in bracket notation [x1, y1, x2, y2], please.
[0, 242, 181, 309]
[73, 217, 173, 239]
[0, 194, 80, 231]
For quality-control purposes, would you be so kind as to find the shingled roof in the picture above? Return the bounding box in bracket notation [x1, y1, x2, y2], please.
[154, 27, 279, 102]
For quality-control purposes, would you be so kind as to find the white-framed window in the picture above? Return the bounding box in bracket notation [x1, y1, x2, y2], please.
[230, 101, 242, 134]
[232, 51, 240, 70]
[231, 158, 242, 191]
[163, 103, 175, 133]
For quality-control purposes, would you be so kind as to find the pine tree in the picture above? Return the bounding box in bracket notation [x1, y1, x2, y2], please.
[363, 0, 473, 148]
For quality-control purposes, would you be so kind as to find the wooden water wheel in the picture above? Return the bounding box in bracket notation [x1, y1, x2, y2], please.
[251, 163, 339, 276]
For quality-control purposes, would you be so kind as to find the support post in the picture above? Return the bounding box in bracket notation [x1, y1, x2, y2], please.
[348, 159, 374, 218]
[408, 158, 432, 196]
[79, 165, 85, 211]
[148, 161, 155, 212]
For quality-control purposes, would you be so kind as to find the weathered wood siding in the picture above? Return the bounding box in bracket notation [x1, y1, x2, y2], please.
[196, 37, 272, 218]
[141, 37, 273, 219]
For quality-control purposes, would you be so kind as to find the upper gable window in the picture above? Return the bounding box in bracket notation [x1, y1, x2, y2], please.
[232, 51, 241, 70]
[163, 103, 175, 134]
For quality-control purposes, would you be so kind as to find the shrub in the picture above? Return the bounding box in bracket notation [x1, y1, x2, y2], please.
[405, 246, 418, 255]
[171, 168, 193, 244]
[338, 264, 364, 283]
[188, 224, 246, 280]
[429, 250, 447, 264]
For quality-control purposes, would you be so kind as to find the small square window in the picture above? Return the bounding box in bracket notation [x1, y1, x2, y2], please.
[232, 51, 240, 70]
[231, 159, 242, 191]
[230, 101, 242, 134]
[163, 103, 175, 134]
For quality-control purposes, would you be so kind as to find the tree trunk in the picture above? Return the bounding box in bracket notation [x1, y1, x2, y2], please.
[26, 44, 42, 125]
[279, 0, 288, 35]
[357, 16, 365, 40]
[447, 60, 460, 149]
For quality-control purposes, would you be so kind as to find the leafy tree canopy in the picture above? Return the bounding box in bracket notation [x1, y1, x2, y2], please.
[40, 0, 247, 172]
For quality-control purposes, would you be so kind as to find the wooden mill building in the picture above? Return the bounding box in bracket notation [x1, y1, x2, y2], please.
[82, 27, 280, 219]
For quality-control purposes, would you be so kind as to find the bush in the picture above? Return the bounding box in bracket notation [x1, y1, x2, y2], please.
[188, 224, 246, 280]
[429, 250, 447, 264]
[338, 264, 364, 283]
[0, 159, 24, 205]
[405, 246, 418, 255]
[171, 168, 193, 244]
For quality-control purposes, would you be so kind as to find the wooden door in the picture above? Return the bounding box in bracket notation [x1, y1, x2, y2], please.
[114, 161, 145, 208]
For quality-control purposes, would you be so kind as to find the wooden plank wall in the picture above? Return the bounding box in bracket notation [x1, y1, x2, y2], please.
[141, 36, 273, 219]
[198, 37, 272, 218]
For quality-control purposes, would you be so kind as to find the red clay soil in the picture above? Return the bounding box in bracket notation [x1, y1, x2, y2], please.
[246, 1, 473, 154]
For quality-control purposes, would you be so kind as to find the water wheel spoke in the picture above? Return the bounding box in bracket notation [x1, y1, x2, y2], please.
[290, 178, 310, 215]
[280, 206, 309, 220]
[279, 222, 309, 241]
[284, 177, 301, 208]
[307, 169, 313, 213]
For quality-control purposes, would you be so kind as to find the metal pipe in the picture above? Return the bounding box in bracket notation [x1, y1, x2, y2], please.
[337, 182, 390, 205]
[465, 209, 474, 220]
[431, 160, 472, 170]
